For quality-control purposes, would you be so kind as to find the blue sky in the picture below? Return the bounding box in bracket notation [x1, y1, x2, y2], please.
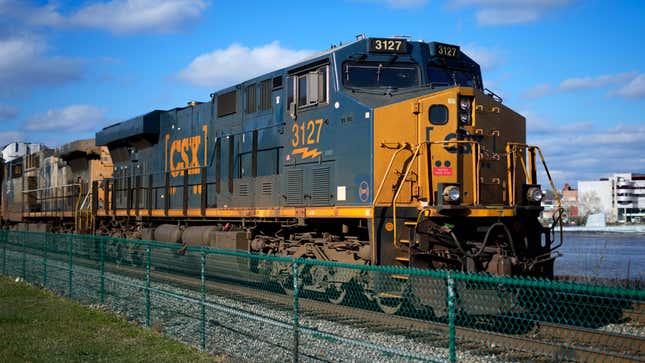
[0, 0, 643, 186]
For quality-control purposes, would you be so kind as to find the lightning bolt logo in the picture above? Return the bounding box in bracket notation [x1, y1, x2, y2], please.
[292, 147, 322, 159]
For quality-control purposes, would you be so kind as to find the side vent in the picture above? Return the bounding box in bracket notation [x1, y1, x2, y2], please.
[261, 181, 273, 196]
[238, 183, 250, 197]
[311, 167, 330, 205]
[286, 169, 304, 205]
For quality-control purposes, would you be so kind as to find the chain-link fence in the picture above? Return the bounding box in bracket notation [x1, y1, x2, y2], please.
[1, 230, 643, 362]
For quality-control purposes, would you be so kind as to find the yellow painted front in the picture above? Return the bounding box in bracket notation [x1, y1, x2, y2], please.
[373, 87, 476, 207]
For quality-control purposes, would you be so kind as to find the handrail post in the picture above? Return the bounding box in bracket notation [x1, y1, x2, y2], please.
[292, 259, 300, 363]
[145, 245, 151, 327]
[200, 250, 206, 351]
[100, 237, 105, 304]
[447, 272, 456, 363]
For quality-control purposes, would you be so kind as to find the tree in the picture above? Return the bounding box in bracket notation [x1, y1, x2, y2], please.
[578, 190, 601, 217]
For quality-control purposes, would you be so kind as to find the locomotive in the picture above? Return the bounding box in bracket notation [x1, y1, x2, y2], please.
[2, 35, 563, 311]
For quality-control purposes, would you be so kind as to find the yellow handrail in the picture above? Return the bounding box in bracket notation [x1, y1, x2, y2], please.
[388, 140, 482, 248]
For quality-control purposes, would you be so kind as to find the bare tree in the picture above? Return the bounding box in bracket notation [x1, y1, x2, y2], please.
[578, 190, 601, 217]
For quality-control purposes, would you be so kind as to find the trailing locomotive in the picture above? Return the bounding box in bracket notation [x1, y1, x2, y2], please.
[2, 35, 563, 311]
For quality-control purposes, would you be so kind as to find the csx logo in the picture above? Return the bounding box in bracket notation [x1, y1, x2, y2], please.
[426, 127, 484, 154]
[165, 125, 208, 177]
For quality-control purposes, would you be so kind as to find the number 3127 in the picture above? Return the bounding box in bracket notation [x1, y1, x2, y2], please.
[291, 119, 324, 147]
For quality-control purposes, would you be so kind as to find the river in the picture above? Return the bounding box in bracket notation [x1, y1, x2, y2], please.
[554, 231, 645, 280]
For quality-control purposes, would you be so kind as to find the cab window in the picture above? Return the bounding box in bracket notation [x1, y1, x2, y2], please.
[342, 61, 419, 89]
[427, 65, 479, 88]
[288, 65, 328, 110]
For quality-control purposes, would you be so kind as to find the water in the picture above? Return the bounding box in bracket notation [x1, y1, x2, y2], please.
[554, 231, 645, 280]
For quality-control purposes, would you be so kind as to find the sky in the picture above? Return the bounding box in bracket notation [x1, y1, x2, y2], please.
[0, 0, 643, 187]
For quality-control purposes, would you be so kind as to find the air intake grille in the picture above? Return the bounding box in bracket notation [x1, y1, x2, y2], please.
[286, 169, 304, 205]
[261, 181, 273, 196]
[311, 167, 330, 205]
[238, 183, 249, 197]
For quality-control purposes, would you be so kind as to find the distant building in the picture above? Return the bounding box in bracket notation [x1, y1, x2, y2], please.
[577, 173, 645, 223]
[615, 173, 645, 223]
[561, 183, 578, 218]
[1, 142, 46, 162]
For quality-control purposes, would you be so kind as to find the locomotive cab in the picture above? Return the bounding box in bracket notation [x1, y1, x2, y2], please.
[354, 39, 561, 278]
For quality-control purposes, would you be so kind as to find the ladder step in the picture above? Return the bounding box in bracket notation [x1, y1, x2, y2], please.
[403, 221, 417, 226]
[399, 239, 410, 244]
[395, 257, 410, 262]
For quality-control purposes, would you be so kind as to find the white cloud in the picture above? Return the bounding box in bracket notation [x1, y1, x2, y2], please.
[609, 73, 645, 99]
[527, 121, 645, 185]
[177, 41, 314, 88]
[0, 104, 19, 121]
[0, 34, 83, 95]
[558, 72, 635, 91]
[355, 0, 428, 8]
[521, 83, 551, 99]
[69, 0, 208, 35]
[384, 0, 428, 8]
[0, 131, 25, 147]
[521, 72, 644, 100]
[452, 0, 573, 26]
[462, 44, 504, 71]
[1, 0, 209, 35]
[24, 105, 107, 132]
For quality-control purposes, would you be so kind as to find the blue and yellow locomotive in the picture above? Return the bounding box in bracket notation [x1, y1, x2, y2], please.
[3, 36, 562, 312]
[92, 35, 561, 279]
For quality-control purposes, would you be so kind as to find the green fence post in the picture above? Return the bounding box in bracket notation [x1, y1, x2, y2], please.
[1, 231, 6, 275]
[68, 235, 73, 298]
[21, 233, 26, 280]
[145, 245, 151, 328]
[43, 234, 48, 287]
[447, 272, 456, 363]
[200, 250, 206, 352]
[100, 238, 105, 305]
[292, 260, 300, 363]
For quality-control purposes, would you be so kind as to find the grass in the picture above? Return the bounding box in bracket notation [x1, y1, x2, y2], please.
[0, 275, 221, 363]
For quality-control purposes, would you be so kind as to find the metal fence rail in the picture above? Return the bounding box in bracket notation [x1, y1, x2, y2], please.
[1, 230, 643, 362]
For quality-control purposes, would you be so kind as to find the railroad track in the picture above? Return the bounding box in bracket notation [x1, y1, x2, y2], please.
[101, 257, 645, 362]
[9, 244, 645, 362]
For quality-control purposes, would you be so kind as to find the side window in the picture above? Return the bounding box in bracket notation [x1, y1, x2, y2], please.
[429, 105, 448, 125]
[298, 76, 307, 107]
[291, 65, 329, 110]
[12, 163, 22, 178]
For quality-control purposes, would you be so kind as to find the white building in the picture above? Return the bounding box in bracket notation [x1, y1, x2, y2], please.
[578, 173, 645, 223]
[615, 173, 645, 223]
[1, 142, 46, 162]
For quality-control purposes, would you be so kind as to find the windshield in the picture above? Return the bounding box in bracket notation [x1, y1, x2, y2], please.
[343, 62, 420, 89]
[427, 66, 479, 88]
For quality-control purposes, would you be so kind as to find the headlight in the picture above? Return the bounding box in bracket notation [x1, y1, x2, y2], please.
[527, 187, 543, 202]
[459, 98, 471, 111]
[443, 185, 460, 202]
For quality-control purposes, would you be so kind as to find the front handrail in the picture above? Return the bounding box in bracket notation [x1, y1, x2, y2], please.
[373, 143, 412, 206]
[389, 140, 482, 248]
[505, 143, 563, 248]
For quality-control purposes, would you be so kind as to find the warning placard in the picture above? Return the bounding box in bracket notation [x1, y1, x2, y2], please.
[433, 167, 453, 176]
